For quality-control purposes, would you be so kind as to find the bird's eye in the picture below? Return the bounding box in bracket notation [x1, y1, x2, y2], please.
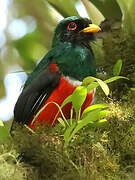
[67, 22, 77, 31]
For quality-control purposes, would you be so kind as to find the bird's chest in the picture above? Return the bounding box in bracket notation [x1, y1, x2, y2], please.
[29, 76, 95, 129]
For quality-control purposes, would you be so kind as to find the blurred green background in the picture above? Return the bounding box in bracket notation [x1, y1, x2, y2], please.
[0, 0, 95, 122]
[0, 0, 134, 122]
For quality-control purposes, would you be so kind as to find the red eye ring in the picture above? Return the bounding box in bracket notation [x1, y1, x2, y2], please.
[67, 22, 77, 31]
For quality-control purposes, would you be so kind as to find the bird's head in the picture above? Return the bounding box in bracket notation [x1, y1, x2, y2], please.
[52, 16, 101, 47]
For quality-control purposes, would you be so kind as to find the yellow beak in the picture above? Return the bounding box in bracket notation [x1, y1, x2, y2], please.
[80, 24, 101, 33]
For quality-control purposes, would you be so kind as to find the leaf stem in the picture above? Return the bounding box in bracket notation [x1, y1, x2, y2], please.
[31, 101, 70, 127]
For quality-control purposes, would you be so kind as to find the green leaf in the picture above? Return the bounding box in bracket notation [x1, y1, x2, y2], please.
[83, 76, 109, 96]
[14, 30, 46, 70]
[116, 0, 135, 34]
[52, 95, 72, 126]
[96, 78, 109, 96]
[58, 118, 66, 127]
[87, 82, 98, 91]
[0, 80, 6, 98]
[104, 76, 128, 84]
[71, 109, 110, 137]
[131, 88, 135, 91]
[93, 119, 108, 128]
[99, 110, 111, 118]
[0, 120, 11, 143]
[46, 0, 79, 17]
[83, 75, 128, 97]
[82, 76, 95, 86]
[68, 109, 101, 142]
[61, 95, 72, 107]
[32, 101, 69, 126]
[131, 124, 135, 131]
[113, 59, 122, 76]
[90, 0, 122, 20]
[81, 0, 105, 25]
[72, 86, 87, 113]
[86, 119, 108, 129]
[82, 104, 109, 118]
[10, 70, 26, 74]
[24, 125, 35, 134]
[64, 122, 76, 147]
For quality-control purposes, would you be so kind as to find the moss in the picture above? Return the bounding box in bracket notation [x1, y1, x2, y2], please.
[11, 125, 80, 180]
[1, 89, 135, 180]
[96, 19, 135, 76]
[0, 143, 27, 180]
[93, 19, 135, 99]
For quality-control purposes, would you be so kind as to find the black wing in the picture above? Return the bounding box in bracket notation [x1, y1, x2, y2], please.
[13, 68, 60, 125]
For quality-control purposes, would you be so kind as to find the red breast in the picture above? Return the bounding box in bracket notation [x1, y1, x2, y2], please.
[29, 76, 95, 129]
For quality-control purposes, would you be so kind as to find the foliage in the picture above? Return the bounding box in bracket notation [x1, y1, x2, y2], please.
[113, 59, 123, 76]
[80, 0, 105, 25]
[116, 0, 135, 34]
[131, 88, 135, 91]
[46, 0, 79, 17]
[89, 0, 122, 20]
[30, 75, 126, 150]
[0, 95, 135, 179]
[0, 120, 11, 144]
[1, 73, 132, 179]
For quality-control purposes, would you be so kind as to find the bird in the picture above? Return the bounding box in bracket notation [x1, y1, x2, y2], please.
[13, 16, 101, 129]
